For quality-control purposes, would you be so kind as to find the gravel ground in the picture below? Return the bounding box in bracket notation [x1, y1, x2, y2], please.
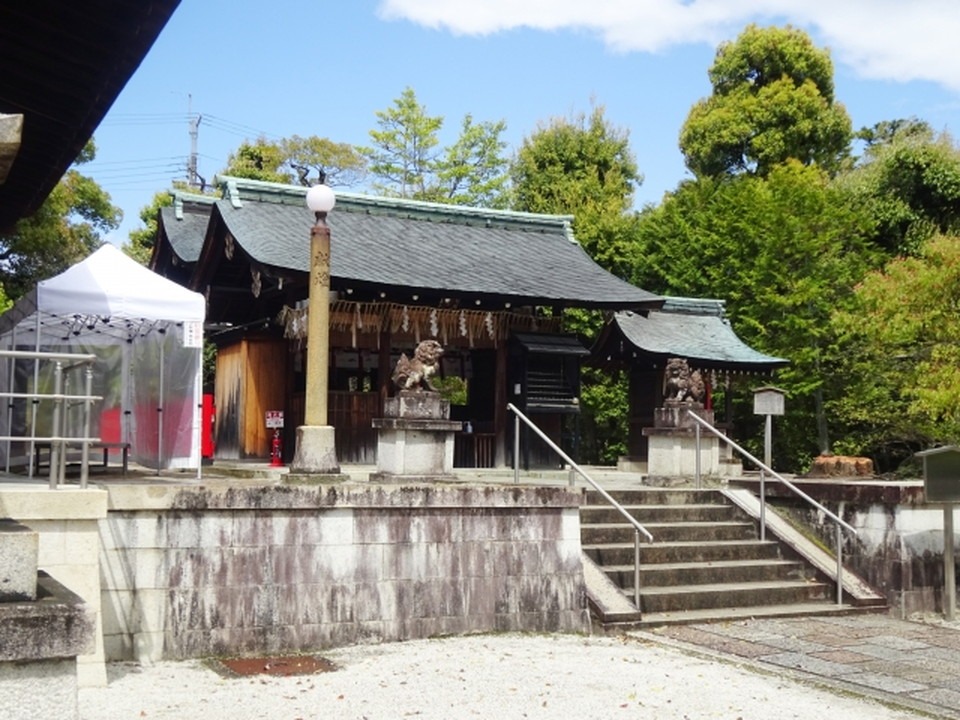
[78, 632, 931, 720]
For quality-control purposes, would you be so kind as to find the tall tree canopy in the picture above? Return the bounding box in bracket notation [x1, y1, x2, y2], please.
[361, 87, 510, 207]
[837, 124, 960, 256]
[222, 135, 367, 187]
[222, 137, 289, 184]
[511, 106, 641, 279]
[511, 106, 643, 462]
[281, 135, 367, 187]
[633, 162, 878, 465]
[680, 24, 852, 178]
[829, 233, 960, 465]
[434, 114, 511, 208]
[363, 87, 442, 199]
[0, 139, 120, 300]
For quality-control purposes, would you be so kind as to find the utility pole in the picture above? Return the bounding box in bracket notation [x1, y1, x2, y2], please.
[187, 94, 202, 189]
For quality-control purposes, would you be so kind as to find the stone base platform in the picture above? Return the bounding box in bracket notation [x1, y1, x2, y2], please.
[643, 402, 721, 478]
[371, 391, 462, 481]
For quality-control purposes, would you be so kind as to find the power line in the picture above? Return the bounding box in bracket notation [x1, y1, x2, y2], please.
[92, 109, 293, 195]
[203, 114, 280, 140]
[105, 112, 190, 119]
[86, 155, 183, 172]
[99, 115, 192, 127]
[89, 166, 185, 181]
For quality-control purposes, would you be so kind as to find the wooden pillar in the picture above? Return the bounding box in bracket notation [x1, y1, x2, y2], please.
[378, 327, 391, 414]
[494, 341, 508, 467]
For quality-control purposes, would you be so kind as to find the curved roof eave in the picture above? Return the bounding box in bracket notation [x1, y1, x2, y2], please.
[609, 309, 789, 369]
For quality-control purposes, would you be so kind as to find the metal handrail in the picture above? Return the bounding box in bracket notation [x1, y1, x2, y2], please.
[686, 409, 856, 605]
[507, 402, 652, 610]
[0, 349, 99, 489]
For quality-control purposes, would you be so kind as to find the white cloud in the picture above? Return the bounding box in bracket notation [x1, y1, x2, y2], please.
[377, 0, 960, 92]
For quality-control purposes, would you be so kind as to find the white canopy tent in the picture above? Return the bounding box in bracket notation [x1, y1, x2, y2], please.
[0, 244, 206, 474]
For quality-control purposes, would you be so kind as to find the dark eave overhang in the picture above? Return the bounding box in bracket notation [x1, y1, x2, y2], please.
[0, 2, 181, 231]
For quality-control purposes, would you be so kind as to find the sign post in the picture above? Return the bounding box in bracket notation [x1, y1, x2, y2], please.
[916, 445, 960, 621]
[753, 386, 785, 469]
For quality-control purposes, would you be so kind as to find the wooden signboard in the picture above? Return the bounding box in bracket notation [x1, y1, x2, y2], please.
[915, 446, 960, 621]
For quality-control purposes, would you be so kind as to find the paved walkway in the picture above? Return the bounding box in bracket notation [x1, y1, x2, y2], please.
[636, 613, 960, 719]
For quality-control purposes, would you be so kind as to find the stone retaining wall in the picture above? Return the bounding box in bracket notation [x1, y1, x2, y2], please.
[759, 481, 957, 615]
[99, 482, 588, 662]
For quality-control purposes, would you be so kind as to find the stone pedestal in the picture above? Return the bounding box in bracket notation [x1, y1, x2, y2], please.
[642, 401, 721, 481]
[0, 518, 38, 601]
[370, 391, 462, 482]
[0, 488, 107, 687]
[289, 425, 340, 475]
[0, 519, 95, 720]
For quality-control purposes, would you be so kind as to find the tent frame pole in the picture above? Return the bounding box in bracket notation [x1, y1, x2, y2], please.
[4, 326, 14, 473]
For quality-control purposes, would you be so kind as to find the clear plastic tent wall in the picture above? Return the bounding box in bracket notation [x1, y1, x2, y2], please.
[0, 245, 205, 472]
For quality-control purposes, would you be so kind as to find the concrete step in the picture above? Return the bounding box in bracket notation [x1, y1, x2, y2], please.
[638, 579, 831, 614]
[580, 503, 738, 524]
[604, 558, 809, 588]
[584, 489, 720, 506]
[580, 487, 886, 626]
[581, 520, 757, 544]
[584, 539, 782, 565]
[628, 602, 878, 629]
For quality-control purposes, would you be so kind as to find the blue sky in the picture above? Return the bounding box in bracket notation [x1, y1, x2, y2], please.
[87, 0, 960, 244]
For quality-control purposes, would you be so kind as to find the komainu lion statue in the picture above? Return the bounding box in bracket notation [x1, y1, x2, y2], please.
[663, 357, 706, 404]
[392, 340, 444, 392]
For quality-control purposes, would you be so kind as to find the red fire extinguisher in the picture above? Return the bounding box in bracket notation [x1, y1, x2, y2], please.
[270, 429, 283, 467]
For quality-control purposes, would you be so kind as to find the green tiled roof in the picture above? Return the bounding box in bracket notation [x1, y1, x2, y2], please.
[159, 204, 209, 263]
[204, 176, 663, 310]
[612, 297, 788, 369]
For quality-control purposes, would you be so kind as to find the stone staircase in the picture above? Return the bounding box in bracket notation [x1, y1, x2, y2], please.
[581, 488, 886, 627]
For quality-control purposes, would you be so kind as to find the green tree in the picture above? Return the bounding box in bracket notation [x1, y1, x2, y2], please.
[434, 115, 510, 208]
[829, 233, 960, 468]
[837, 126, 960, 256]
[222, 137, 289, 183]
[221, 135, 366, 187]
[633, 163, 878, 467]
[361, 87, 511, 206]
[0, 138, 120, 299]
[280, 135, 367, 187]
[855, 117, 933, 150]
[511, 106, 642, 279]
[578, 368, 630, 464]
[363, 87, 442, 198]
[511, 106, 643, 463]
[680, 24, 852, 178]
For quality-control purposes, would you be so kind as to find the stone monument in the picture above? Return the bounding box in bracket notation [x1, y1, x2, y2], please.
[370, 340, 463, 482]
[642, 358, 723, 482]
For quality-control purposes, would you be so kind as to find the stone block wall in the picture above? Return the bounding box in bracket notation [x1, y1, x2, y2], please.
[99, 482, 588, 662]
[769, 487, 958, 615]
[0, 573, 95, 720]
[0, 486, 107, 687]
